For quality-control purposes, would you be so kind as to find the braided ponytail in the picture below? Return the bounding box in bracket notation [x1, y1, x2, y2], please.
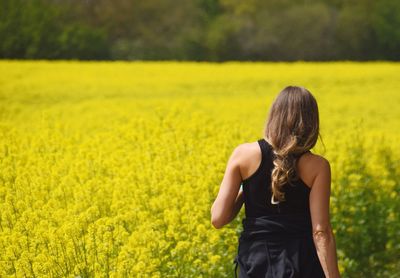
[265, 86, 320, 203]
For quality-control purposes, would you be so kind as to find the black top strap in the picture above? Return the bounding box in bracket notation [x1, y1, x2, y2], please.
[258, 138, 270, 159]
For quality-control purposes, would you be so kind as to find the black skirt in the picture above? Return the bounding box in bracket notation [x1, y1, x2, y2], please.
[233, 214, 325, 278]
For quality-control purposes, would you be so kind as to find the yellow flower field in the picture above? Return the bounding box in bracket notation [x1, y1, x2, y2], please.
[0, 61, 399, 277]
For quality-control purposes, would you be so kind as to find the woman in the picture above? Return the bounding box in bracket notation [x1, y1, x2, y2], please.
[210, 86, 341, 278]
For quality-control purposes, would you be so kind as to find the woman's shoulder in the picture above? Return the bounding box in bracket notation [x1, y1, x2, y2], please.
[233, 140, 261, 157]
[297, 152, 331, 188]
[231, 140, 263, 179]
[299, 152, 330, 167]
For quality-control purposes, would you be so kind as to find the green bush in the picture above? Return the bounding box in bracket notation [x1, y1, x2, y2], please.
[330, 130, 400, 277]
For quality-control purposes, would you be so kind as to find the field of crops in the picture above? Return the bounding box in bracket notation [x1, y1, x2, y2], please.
[0, 61, 399, 277]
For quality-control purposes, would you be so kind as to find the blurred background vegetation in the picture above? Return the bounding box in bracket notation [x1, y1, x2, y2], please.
[1, 0, 399, 61]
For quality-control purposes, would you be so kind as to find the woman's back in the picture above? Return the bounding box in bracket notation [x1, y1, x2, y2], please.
[233, 138, 326, 278]
[241, 138, 311, 217]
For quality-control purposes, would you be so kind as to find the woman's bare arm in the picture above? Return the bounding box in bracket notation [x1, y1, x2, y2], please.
[226, 189, 244, 223]
[211, 145, 243, 229]
[309, 157, 341, 278]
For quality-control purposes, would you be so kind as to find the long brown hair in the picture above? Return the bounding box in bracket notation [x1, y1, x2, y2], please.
[264, 85, 320, 203]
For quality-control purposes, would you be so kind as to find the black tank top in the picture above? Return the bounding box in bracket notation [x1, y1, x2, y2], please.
[233, 138, 325, 278]
[242, 138, 311, 218]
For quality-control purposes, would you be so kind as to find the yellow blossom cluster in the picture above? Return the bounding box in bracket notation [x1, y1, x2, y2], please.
[0, 61, 399, 277]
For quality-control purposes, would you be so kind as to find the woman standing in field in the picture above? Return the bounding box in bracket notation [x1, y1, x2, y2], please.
[211, 86, 341, 278]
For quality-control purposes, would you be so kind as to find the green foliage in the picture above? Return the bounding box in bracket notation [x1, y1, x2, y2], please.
[0, 0, 109, 59]
[57, 24, 109, 60]
[371, 0, 400, 59]
[0, 0, 59, 58]
[330, 125, 400, 277]
[1, 0, 400, 60]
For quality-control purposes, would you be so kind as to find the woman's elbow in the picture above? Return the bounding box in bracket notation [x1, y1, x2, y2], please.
[211, 217, 224, 229]
[312, 224, 333, 244]
[211, 203, 227, 229]
[211, 211, 228, 229]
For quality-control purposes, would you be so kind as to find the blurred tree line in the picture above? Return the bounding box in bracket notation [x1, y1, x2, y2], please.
[0, 0, 399, 61]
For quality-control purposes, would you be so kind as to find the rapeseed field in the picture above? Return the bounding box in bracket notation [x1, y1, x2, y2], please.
[0, 61, 399, 277]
